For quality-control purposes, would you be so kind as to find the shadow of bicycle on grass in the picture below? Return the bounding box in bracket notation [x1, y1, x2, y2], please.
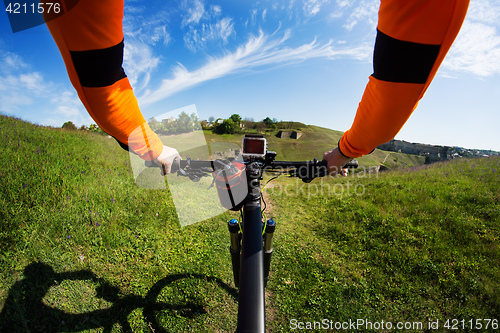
[0, 262, 238, 332]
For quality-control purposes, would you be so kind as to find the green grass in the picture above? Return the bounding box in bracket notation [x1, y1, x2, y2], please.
[0, 115, 239, 332]
[166, 127, 426, 169]
[1, 115, 499, 332]
[265, 156, 499, 332]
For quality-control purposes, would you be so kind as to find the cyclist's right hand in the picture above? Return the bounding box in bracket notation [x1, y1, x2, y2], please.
[323, 147, 353, 177]
[153, 145, 181, 175]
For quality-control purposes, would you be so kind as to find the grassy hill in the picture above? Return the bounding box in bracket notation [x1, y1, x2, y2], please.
[159, 125, 426, 170]
[0, 115, 498, 332]
[266, 157, 499, 330]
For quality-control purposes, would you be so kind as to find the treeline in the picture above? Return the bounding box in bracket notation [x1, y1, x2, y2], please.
[61, 121, 107, 135]
[147, 112, 201, 135]
[203, 114, 306, 135]
[62, 112, 305, 137]
[61, 112, 200, 137]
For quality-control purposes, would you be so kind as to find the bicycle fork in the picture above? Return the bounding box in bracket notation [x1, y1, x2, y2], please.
[228, 219, 241, 288]
[227, 218, 276, 289]
[263, 218, 276, 288]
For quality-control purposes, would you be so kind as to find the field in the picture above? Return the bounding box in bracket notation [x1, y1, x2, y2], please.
[0, 115, 498, 332]
[196, 126, 426, 169]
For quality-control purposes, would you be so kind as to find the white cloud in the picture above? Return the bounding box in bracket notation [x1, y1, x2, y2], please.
[343, 0, 378, 31]
[443, 21, 500, 76]
[183, 17, 235, 52]
[150, 25, 172, 47]
[0, 52, 28, 73]
[19, 73, 45, 93]
[466, 0, 500, 24]
[0, 51, 90, 127]
[182, 0, 205, 27]
[47, 90, 91, 126]
[180, 0, 235, 52]
[123, 6, 172, 47]
[325, 0, 379, 30]
[442, 0, 500, 77]
[0, 71, 47, 110]
[336, 0, 350, 8]
[123, 40, 161, 90]
[211, 5, 221, 16]
[303, 0, 329, 16]
[250, 8, 258, 24]
[122, 6, 167, 91]
[329, 11, 344, 20]
[139, 30, 371, 106]
[217, 18, 235, 43]
[328, 0, 500, 77]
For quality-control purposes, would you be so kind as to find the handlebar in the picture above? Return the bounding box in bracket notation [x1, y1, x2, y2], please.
[146, 152, 358, 182]
[165, 156, 358, 183]
[174, 157, 358, 170]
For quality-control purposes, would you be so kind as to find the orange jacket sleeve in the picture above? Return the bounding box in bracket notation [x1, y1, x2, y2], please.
[44, 0, 163, 161]
[339, 0, 469, 158]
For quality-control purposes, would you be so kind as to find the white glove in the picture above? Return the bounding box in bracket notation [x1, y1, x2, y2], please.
[153, 145, 181, 175]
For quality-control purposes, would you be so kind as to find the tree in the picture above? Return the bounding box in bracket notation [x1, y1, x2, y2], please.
[255, 121, 266, 132]
[214, 119, 238, 134]
[62, 121, 77, 130]
[177, 111, 192, 133]
[230, 114, 242, 124]
[89, 123, 107, 136]
[208, 116, 215, 124]
[163, 120, 178, 135]
[263, 117, 275, 127]
[148, 118, 163, 132]
[242, 117, 254, 130]
[190, 113, 201, 130]
[201, 120, 210, 129]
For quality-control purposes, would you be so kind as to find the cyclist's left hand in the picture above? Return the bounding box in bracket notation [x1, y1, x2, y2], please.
[323, 147, 352, 177]
[153, 145, 181, 175]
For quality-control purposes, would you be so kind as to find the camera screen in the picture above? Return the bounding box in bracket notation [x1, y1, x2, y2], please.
[242, 138, 266, 155]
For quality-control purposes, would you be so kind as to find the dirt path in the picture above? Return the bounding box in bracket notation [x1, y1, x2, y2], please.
[261, 182, 277, 216]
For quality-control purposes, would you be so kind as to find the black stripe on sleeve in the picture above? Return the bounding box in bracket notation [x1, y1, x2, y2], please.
[70, 40, 127, 87]
[372, 29, 441, 84]
[113, 137, 133, 153]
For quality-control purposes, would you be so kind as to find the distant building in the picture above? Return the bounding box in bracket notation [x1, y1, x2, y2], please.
[152, 115, 176, 123]
[162, 117, 176, 123]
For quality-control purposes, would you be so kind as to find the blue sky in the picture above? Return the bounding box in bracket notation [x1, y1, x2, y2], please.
[1, 0, 499, 151]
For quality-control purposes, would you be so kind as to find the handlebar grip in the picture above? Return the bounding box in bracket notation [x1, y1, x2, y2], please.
[343, 159, 359, 169]
[170, 158, 181, 173]
[316, 159, 358, 169]
[317, 159, 327, 167]
[144, 158, 182, 174]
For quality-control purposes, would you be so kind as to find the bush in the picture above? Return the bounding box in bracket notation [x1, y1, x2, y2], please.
[213, 119, 238, 134]
[89, 124, 108, 136]
[148, 112, 200, 135]
[230, 114, 242, 124]
[61, 121, 77, 131]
